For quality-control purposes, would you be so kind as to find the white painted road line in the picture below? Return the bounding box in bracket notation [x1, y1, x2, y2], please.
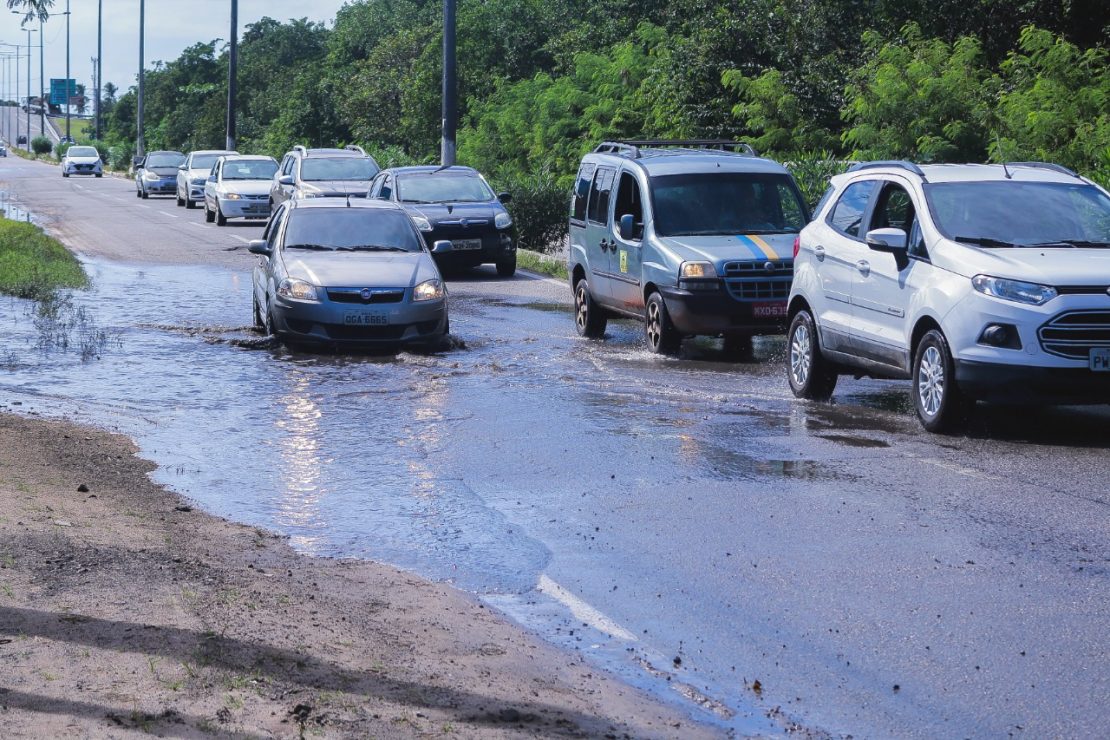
[537, 574, 638, 641]
[159, 212, 179, 219]
[232, 235, 249, 243]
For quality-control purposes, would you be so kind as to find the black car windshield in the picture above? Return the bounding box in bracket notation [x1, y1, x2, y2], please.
[397, 174, 495, 203]
[925, 181, 1110, 246]
[146, 153, 184, 168]
[222, 159, 278, 180]
[191, 154, 223, 170]
[68, 146, 98, 158]
[650, 173, 807, 236]
[301, 158, 379, 182]
[283, 209, 424, 252]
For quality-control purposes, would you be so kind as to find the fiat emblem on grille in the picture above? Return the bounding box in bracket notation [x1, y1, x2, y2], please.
[460, 218, 470, 228]
[764, 261, 776, 273]
[360, 288, 372, 300]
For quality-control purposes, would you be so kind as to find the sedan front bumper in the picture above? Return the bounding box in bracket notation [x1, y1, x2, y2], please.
[270, 294, 448, 346]
[218, 197, 271, 219]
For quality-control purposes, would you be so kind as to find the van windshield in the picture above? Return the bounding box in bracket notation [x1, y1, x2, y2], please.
[650, 173, 807, 237]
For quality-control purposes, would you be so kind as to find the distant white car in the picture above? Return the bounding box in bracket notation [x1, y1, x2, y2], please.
[176, 149, 237, 209]
[203, 155, 280, 226]
[61, 145, 103, 178]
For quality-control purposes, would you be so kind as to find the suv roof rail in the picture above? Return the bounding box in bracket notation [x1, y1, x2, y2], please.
[292, 145, 308, 156]
[1005, 161, 1080, 179]
[594, 139, 758, 158]
[344, 144, 367, 155]
[848, 160, 927, 179]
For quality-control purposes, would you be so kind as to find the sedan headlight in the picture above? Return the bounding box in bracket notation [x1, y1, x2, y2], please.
[411, 215, 433, 232]
[495, 212, 513, 229]
[276, 278, 319, 302]
[971, 275, 1057, 306]
[413, 279, 445, 302]
[679, 261, 716, 279]
[223, 192, 242, 200]
[142, 171, 158, 180]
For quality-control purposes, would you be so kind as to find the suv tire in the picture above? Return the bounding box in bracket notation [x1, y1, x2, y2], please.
[496, 254, 516, 278]
[645, 291, 681, 355]
[913, 329, 972, 433]
[788, 309, 838, 400]
[573, 278, 607, 338]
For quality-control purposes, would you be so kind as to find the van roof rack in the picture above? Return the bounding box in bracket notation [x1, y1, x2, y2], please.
[1005, 161, 1080, 179]
[595, 140, 758, 158]
[848, 160, 927, 179]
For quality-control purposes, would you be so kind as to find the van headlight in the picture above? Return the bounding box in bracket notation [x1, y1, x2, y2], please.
[971, 275, 1057, 306]
[495, 212, 513, 229]
[276, 278, 319, 302]
[680, 261, 715, 279]
[413, 279, 444, 302]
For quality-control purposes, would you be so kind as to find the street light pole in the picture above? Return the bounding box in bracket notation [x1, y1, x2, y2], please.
[23, 27, 35, 145]
[95, 0, 102, 141]
[225, 0, 237, 151]
[441, 0, 456, 166]
[38, 15, 43, 138]
[64, 0, 70, 141]
[136, 0, 145, 157]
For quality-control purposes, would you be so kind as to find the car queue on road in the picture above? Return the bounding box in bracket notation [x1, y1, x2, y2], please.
[119, 138, 1110, 433]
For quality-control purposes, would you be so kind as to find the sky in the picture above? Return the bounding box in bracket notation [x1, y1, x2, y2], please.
[0, 0, 350, 103]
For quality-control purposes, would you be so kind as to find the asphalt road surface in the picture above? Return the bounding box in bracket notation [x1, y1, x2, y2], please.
[2, 155, 1108, 737]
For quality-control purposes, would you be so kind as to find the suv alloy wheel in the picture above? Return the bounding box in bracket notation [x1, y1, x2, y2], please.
[787, 309, 838, 399]
[913, 329, 972, 433]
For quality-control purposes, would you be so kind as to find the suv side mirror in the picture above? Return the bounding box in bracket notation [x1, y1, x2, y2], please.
[248, 239, 271, 255]
[618, 214, 638, 241]
[432, 240, 453, 254]
[866, 228, 910, 268]
[278, 175, 294, 186]
[497, 192, 512, 204]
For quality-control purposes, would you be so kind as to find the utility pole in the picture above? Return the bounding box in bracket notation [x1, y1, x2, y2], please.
[24, 28, 32, 145]
[38, 15, 43, 137]
[64, 0, 70, 141]
[225, 0, 237, 150]
[136, 0, 145, 157]
[440, 0, 456, 166]
[14, 40, 19, 147]
[95, 0, 102, 141]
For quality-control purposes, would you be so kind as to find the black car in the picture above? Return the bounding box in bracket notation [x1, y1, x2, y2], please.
[369, 165, 517, 277]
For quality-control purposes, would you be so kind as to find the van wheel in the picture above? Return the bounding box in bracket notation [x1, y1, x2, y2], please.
[788, 309, 838, 400]
[574, 278, 607, 338]
[645, 291, 681, 355]
[913, 329, 972, 433]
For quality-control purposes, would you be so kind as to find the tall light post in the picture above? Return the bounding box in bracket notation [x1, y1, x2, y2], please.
[225, 0, 237, 150]
[441, 0, 456, 166]
[64, 0, 70, 141]
[95, 0, 102, 141]
[22, 26, 35, 144]
[136, 0, 145, 157]
[38, 14, 43, 137]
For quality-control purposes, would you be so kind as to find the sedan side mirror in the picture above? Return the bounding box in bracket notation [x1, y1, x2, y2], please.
[497, 192, 512, 204]
[178, 164, 187, 170]
[278, 175, 294, 186]
[132, 156, 145, 168]
[431, 240, 453, 254]
[618, 214, 638, 241]
[248, 239, 271, 255]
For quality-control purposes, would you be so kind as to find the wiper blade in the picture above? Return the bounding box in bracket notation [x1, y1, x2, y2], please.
[1029, 239, 1110, 248]
[350, 245, 408, 252]
[284, 244, 333, 251]
[954, 235, 1018, 248]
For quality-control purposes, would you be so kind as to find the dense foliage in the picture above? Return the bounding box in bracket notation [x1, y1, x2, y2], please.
[76, 0, 1110, 250]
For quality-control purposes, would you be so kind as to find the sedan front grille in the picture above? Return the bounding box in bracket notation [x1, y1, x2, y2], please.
[722, 260, 792, 301]
[326, 288, 405, 305]
[1038, 310, 1110, 359]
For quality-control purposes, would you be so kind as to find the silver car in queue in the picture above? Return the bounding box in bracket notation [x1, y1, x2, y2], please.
[249, 198, 452, 349]
[203, 155, 279, 225]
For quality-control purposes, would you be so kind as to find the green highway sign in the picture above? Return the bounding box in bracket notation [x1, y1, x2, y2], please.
[50, 78, 76, 106]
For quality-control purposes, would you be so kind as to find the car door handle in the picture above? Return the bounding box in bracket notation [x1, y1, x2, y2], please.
[856, 260, 871, 276]
[814, 245, 826, 261]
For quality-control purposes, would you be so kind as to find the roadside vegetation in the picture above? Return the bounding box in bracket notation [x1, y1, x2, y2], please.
[48, 1, 1110, 250]
[0, 217, 88, 300]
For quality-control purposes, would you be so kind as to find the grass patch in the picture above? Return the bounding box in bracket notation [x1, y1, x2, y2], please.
[48, 116, 92, 141]
[517, 249, 568, 281]
[0, 217, 87, 299]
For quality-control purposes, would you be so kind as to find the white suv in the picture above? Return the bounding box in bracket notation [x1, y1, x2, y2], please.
[787, 161, 1110, 432]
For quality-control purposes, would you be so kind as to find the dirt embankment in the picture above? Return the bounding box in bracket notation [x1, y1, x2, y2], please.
[0, 411, 715, 739]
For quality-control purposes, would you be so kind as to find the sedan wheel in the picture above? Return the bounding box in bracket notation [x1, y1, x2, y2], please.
[216, 207, 227, 226]
[787, 309, 837, 400]
[912, 329, 972, 433]
[204, 203, 215, 223]
[573, 279, 607, 338]
[645, 291, 681, 355]
[252, 296, 265, 331]
[176, 192, 184, 207]
[185, 198, 195, 210]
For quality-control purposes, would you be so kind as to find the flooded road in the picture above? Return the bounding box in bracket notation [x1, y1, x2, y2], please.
[2, 156, 1109, 737]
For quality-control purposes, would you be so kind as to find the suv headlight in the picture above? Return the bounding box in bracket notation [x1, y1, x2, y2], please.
[679, 261, 715, 279]
[413, 279, 444, 302]
[411, 215, 433, 232]
[276, 278, 319, 302]
[971, 275, 1057, 306]
[495, 212, 513, 229]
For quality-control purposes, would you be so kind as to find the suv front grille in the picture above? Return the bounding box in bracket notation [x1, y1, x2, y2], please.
[722, 260, 793, 301]
[1038, 310, 1110, 359]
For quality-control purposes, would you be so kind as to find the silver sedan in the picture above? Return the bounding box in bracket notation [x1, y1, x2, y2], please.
[204, 155, 278, 225]
[250, 199, 451, 349]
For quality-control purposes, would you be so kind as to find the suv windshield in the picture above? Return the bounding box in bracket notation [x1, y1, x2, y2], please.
[397, 174, 494, 203]
[222, 160, 278, 180]
[283, 209, 424, 252]
[926, 181, 1110, 247]
[301, 158, 379, 182]
[650, 173, 807, 236]
[68, 146, 98, 158]
[146, 153, 184, 168]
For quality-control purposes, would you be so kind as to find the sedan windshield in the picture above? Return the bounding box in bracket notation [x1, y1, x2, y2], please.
[146, 153, 184, 168]
[191, 154, 222, 170]
[397, 174, 494, 203]
[283, 209, 424, 253]
[68, 146, 98, 158]
[651, 173, 807, 236]
[222, 160, 278, 180]
[925, 181, 1110, 247]
[301, 158, 379, 182]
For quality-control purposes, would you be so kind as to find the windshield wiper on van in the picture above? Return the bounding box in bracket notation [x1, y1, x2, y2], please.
[1027, 239, 1110, 248]
[953, 235, 1018, 248]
